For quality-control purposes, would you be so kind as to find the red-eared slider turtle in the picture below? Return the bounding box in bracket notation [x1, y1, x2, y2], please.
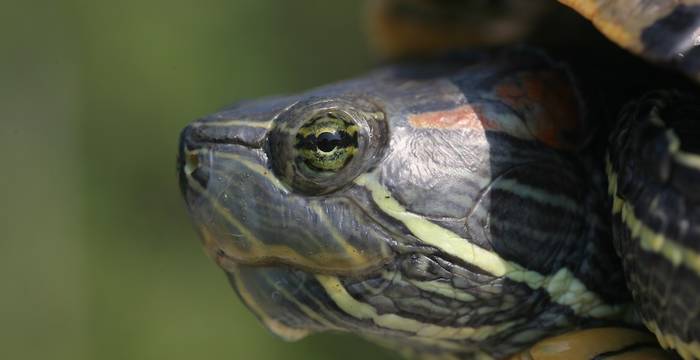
[177, 1, 700, 359]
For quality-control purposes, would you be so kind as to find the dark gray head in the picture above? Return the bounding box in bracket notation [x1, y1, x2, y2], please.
[177, 48, 630, 358]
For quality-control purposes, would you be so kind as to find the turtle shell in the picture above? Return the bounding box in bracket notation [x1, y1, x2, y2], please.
[560, 0, 700, 82]
[371, 0, 700, 81]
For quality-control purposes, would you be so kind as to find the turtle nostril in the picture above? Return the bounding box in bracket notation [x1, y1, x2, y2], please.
[178, 124, 211, 195]
[184, 152, 200, 176]
[182, 151, 209, 190]
[178, 148, 211, 197]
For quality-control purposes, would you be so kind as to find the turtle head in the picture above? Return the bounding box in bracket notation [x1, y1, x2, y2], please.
[178, 90, 398, 340]
[178, 94, 392, 276]
[178, 49, 627, 356]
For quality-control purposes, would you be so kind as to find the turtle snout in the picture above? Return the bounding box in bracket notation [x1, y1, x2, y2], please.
[177, 113, 272, 199]
[177, 124, 212, 198]
[182, 114, 270, 148]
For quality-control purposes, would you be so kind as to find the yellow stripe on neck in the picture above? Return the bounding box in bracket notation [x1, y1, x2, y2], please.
[354, 172, 624, 319]
[645, 320, 700, 359]
[316, 274, 514, 341]
[607, 159, 700, 276]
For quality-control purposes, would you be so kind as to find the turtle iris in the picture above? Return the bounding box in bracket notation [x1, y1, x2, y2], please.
[295, 114, 359, 172]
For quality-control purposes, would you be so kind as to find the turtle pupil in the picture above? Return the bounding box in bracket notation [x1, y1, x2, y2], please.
[317, 132, 342, 152]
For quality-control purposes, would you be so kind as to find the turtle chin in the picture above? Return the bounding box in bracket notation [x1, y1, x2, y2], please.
[224, 264, 328, 341]
[224, 263, 400, 343]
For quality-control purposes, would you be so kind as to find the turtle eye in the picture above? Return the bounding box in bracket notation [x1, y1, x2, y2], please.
[295, 114, 359, 172]
[269, 97, 387, 194]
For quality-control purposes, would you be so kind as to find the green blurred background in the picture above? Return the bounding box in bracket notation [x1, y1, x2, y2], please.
[1, 1, 401, 359]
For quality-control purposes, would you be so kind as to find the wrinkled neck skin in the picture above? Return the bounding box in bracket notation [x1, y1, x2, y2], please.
[179, 48, 633, 359]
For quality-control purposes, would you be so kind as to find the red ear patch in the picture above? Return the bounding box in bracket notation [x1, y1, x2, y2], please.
[408, 104, 500, 131]
[407, 66, 585, 151]
[494, 70, 585, 151]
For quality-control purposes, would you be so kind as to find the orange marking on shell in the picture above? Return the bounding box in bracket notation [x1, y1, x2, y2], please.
[495, 70, 584, 150]
[408, 104, 501, 131]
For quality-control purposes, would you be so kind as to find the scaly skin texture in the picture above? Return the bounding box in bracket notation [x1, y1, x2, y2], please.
[179, 49, 637, 359]
[607, 92, 700, 359]
[365, 2, 700, 357]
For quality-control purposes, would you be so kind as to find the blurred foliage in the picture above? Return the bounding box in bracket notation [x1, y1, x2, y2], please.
[1, 1, 401, 359]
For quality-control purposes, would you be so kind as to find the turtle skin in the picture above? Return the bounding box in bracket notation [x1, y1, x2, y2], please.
[608, 92, 700, 359]
[371, 1, 700, 357]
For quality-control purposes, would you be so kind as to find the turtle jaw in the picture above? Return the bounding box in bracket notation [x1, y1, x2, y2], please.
[224, 265, 323, 341]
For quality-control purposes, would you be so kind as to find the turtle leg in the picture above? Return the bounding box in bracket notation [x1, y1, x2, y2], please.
[607, 91, 700, 360]
[509, 327, 674, 360]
